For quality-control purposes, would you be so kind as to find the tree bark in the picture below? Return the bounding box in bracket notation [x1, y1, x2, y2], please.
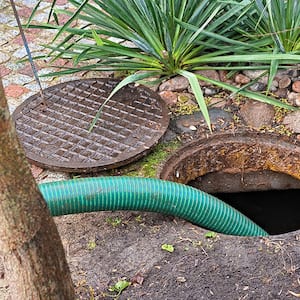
[0, 79, 75, 299]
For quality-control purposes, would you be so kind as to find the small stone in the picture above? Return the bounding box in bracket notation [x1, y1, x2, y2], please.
[274, 88, 288, 99]
[243, 70, 266, 80]
[287, 69, 299, 78]
[4, 84, 29, 98]
[292, 81, 300, 93]
[269, 81, 279, 92]
[278, 76, 291, 89]
[249, 82, 266, 92]
[30, 164, 44, 179]
[189, 125, 197, 131]
[283, 111, 300, 133]
[287, 92, 300, 103]
[159, 91, 177, 106]
[218, 70, 233, 83]
[239, 100, 275, 129]
[159, 76, 189, 92]
[177, 93, 195, 103]
[287, 92, 300, 106]
[234, 73, 250, 84]
[209, 97, 227, 108]
[195, 70, 220, 86]
[203, 87, 219, 96]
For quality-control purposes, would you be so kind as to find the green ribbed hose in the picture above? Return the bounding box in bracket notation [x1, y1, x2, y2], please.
[39, 176, 268, 236]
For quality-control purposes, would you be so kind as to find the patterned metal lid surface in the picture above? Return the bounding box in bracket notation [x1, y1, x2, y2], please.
[12, 78, 170, 172]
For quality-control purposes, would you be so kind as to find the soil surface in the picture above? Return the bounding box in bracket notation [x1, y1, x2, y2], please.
[1, 1, 300, 299]
[54, 211, 300, 300]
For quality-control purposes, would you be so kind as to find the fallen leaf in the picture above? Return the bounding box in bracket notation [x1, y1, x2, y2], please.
[161, 244, 174, 253]
[87, 240, 96, 250]
[131, 272, 144, 285]
[109, 280, 131, 293]
[205, 231, 218, 239]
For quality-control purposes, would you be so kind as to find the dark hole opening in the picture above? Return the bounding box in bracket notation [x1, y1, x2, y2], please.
[213, 189, 300, 235]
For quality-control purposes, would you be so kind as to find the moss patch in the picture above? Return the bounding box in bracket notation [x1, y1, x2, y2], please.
[125, 140, 180, 178]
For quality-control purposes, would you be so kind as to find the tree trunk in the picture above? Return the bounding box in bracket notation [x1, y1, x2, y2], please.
[0, 79, 75, 299]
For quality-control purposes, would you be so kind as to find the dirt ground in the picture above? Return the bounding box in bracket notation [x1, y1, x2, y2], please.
[54, 211, 300, 300]
[1, 115, 300, 300]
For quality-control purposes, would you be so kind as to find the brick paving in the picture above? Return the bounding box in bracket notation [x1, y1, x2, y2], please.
[0, 0, 86, 112]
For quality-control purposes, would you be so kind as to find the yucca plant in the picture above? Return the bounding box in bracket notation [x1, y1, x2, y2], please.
[28, 0, 300, 131]
[236, 0, 300, 90]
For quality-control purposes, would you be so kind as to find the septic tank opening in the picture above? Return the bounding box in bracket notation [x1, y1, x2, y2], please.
[214, 189, 300, 235]
[188, 171, 300, 235]
[160, 132, 300, 236]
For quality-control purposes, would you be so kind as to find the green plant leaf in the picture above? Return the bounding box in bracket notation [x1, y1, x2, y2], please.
[87, 240, 96, 250]
[161, 244, 175, 253]
[109, 280, 131, 294]
[52, 0, 90, 42]
[205, 231, 217, 239]
[91, 29, 104, 46]
[177, 70, 211, 131]
[88, 71, 160, 132]
[195, 73, 298, 110]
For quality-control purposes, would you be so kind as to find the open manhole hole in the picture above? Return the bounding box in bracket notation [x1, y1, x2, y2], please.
[12, 78, 170, 172]
[160, 132, 300, 235]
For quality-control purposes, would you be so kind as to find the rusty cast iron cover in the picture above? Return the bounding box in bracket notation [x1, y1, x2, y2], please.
[13, 78, 170, 172]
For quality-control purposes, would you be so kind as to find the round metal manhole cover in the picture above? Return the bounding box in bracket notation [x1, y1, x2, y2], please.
[13, 78, 170, 172]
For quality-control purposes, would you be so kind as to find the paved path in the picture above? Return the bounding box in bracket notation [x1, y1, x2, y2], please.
[1, 0, 86, 113]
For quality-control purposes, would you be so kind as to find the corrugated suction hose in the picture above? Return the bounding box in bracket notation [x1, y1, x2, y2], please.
[39, 176, 268, 236]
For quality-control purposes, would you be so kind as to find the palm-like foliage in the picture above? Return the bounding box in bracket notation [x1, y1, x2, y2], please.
[28, 0, 300, 130]
[236, 0, 300, 90]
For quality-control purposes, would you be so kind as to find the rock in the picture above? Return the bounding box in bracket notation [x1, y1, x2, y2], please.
[278, 76, 291, 89]
[209, 97, 227, 108]
[283, 111, 300, 133]
[239, 100, 275, 129]
[159, 76, 189, 92]
[269, 81, 279, 92]
[243, 70, 266, 80]
[249, 82, 266, 92]
[292, 80, 300, 93]
[195, 70, 220, 86]
[218, 70, 227, 82]
[173, 108, 233, 133]
[274, 88, 288, 99]
[234, 73, 250, 84]
[30, 164, 44, 179]
[203, 87, 219, 96]
[177, 93, 196, 105]
[159, 91, 177, 106]
[287, 69, 299, 77]
[287, 92, 300, 106]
